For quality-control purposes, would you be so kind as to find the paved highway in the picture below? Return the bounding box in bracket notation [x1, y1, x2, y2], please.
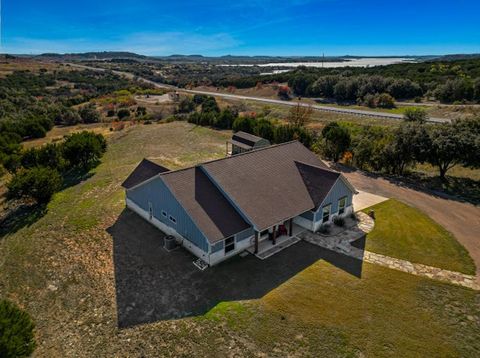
[68, 63, 450, 123]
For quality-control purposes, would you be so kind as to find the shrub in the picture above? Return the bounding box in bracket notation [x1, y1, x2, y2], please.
[318, 224, 330, 234]
[0, 299, 36, 358]
[117, 108, 131, 120]
[333, 216, 345, 227]
[350, 212, 358, 221]
[403, 107, 428, 123]
[78, 104, 101, 123]
[7, 166, 62, 203]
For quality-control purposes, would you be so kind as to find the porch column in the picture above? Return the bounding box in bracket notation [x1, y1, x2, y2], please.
[288, 218, 293, 236]
[272, 225, 276, 245]
[254, 231, 259, 254]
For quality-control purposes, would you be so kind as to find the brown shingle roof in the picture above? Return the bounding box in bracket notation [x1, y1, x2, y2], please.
[231, 131, 265, 147]
[122, 159, 170, 189]
[295, 161, 341, 209]
[201, 141, 330, 231]
[161, 167, 250, 243]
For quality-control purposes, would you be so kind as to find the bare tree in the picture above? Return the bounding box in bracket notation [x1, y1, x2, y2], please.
[287, 102, 313, 127]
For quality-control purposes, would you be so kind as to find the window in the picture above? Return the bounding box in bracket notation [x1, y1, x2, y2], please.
[162, 211, 167, 218]
[169, 215, 177, 224]
[322, 204, 331, 223]
[224, 236, 235, 254]
[338, 197, 347, 215]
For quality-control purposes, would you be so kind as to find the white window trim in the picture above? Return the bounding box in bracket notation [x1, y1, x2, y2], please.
[322, 204, 331, 223]
[338, 196, 347, 215]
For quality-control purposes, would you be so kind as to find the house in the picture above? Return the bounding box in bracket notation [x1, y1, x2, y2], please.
[122, 141, 356, 266]
[226, 131, 270, 156]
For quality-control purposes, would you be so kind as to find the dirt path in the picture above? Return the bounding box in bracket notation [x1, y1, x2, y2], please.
[340, 169, 480, 281]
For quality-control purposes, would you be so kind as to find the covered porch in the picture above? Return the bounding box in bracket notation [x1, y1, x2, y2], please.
[247, 219, 305, 259]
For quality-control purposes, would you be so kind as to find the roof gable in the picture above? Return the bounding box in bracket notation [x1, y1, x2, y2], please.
[122, 159, 170, 189]
[160, 167, 250, 243]
[295, 161, 341, 209]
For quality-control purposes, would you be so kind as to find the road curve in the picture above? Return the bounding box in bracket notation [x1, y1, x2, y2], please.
[67, 63, 449, 124]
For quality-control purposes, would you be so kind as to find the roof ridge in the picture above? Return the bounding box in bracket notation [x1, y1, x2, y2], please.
[294, 160, 340, 175]
[160, 140, 301, 177]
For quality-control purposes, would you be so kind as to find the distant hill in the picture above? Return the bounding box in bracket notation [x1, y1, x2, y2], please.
[25, 51, 480, 64]
[35, 51, 147, 61]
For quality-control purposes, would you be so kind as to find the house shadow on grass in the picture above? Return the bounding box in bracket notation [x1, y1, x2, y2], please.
[108, 209, 364, 328]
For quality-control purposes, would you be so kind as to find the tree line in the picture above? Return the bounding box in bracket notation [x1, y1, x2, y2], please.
[316, 117, 480, 180]
[176, 95, 315, 147]
[0, 69, 150, 173]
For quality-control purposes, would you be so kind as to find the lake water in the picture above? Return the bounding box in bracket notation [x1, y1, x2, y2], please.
[221, 57, 416, 70]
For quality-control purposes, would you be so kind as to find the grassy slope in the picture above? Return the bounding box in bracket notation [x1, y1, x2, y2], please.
[0, 122, 478, 357]
[363, 199, 475, 274]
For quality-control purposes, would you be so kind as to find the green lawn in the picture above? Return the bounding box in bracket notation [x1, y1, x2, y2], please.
[1, 122, 478, 357]
[362, 199, 475, 275]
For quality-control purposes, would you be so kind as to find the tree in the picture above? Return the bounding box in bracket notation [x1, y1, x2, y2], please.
[62, 131, 107, 169]
[473, 78, 480, 102]
[288, 73, 314, 96]
[201, 96, 220, 113]
[136, 106, 147, 117]
[0, 299, 36, 358]
[435, 78, 474, 103]
[320, 122, 351, 162]
[117, 109, 130, 120]
[55, 107, 81, 126]
[385, 123, 431, 174]
[78, 104, 101, 123]
[21, 144, 64, 171]
[287, 102, 313, 127]
[404, 107, 428, 123]
[254, 118, 274, 141]
[309, 75, 339, 98]
[176, 98, 195, 114]
[232, 116, 255, 134]
[193, 94, 208, 105]
[7, 166, 62, 203]
[387, 79, 422, 99]
[376, 93, 396, 109]
[426, 119, 480, 179]
[215, 108, 237, 129]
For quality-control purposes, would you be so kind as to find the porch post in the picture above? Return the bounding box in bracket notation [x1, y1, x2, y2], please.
[288, 218, 293, 236]
[254, 231, 259, 254]
[272, 225, 276, 245]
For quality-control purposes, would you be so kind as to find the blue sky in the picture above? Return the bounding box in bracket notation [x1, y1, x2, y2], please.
[2, 0, 480, 56]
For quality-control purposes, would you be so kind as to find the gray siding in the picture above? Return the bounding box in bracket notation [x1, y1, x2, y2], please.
[314, 178, 353, 221]
[211, 241, 223, 253]
[236, 227, 254, 242]
[300, 211, 315, 221]
[210, 227, 254, 254]
[127, 177, 210, 252]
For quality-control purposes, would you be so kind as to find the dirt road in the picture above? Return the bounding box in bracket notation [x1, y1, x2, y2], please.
[340, 168, 480, 280]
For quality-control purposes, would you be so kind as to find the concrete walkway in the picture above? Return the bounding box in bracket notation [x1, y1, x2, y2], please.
[298, 212, 480, 290]
[353, 190, 388, 211]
